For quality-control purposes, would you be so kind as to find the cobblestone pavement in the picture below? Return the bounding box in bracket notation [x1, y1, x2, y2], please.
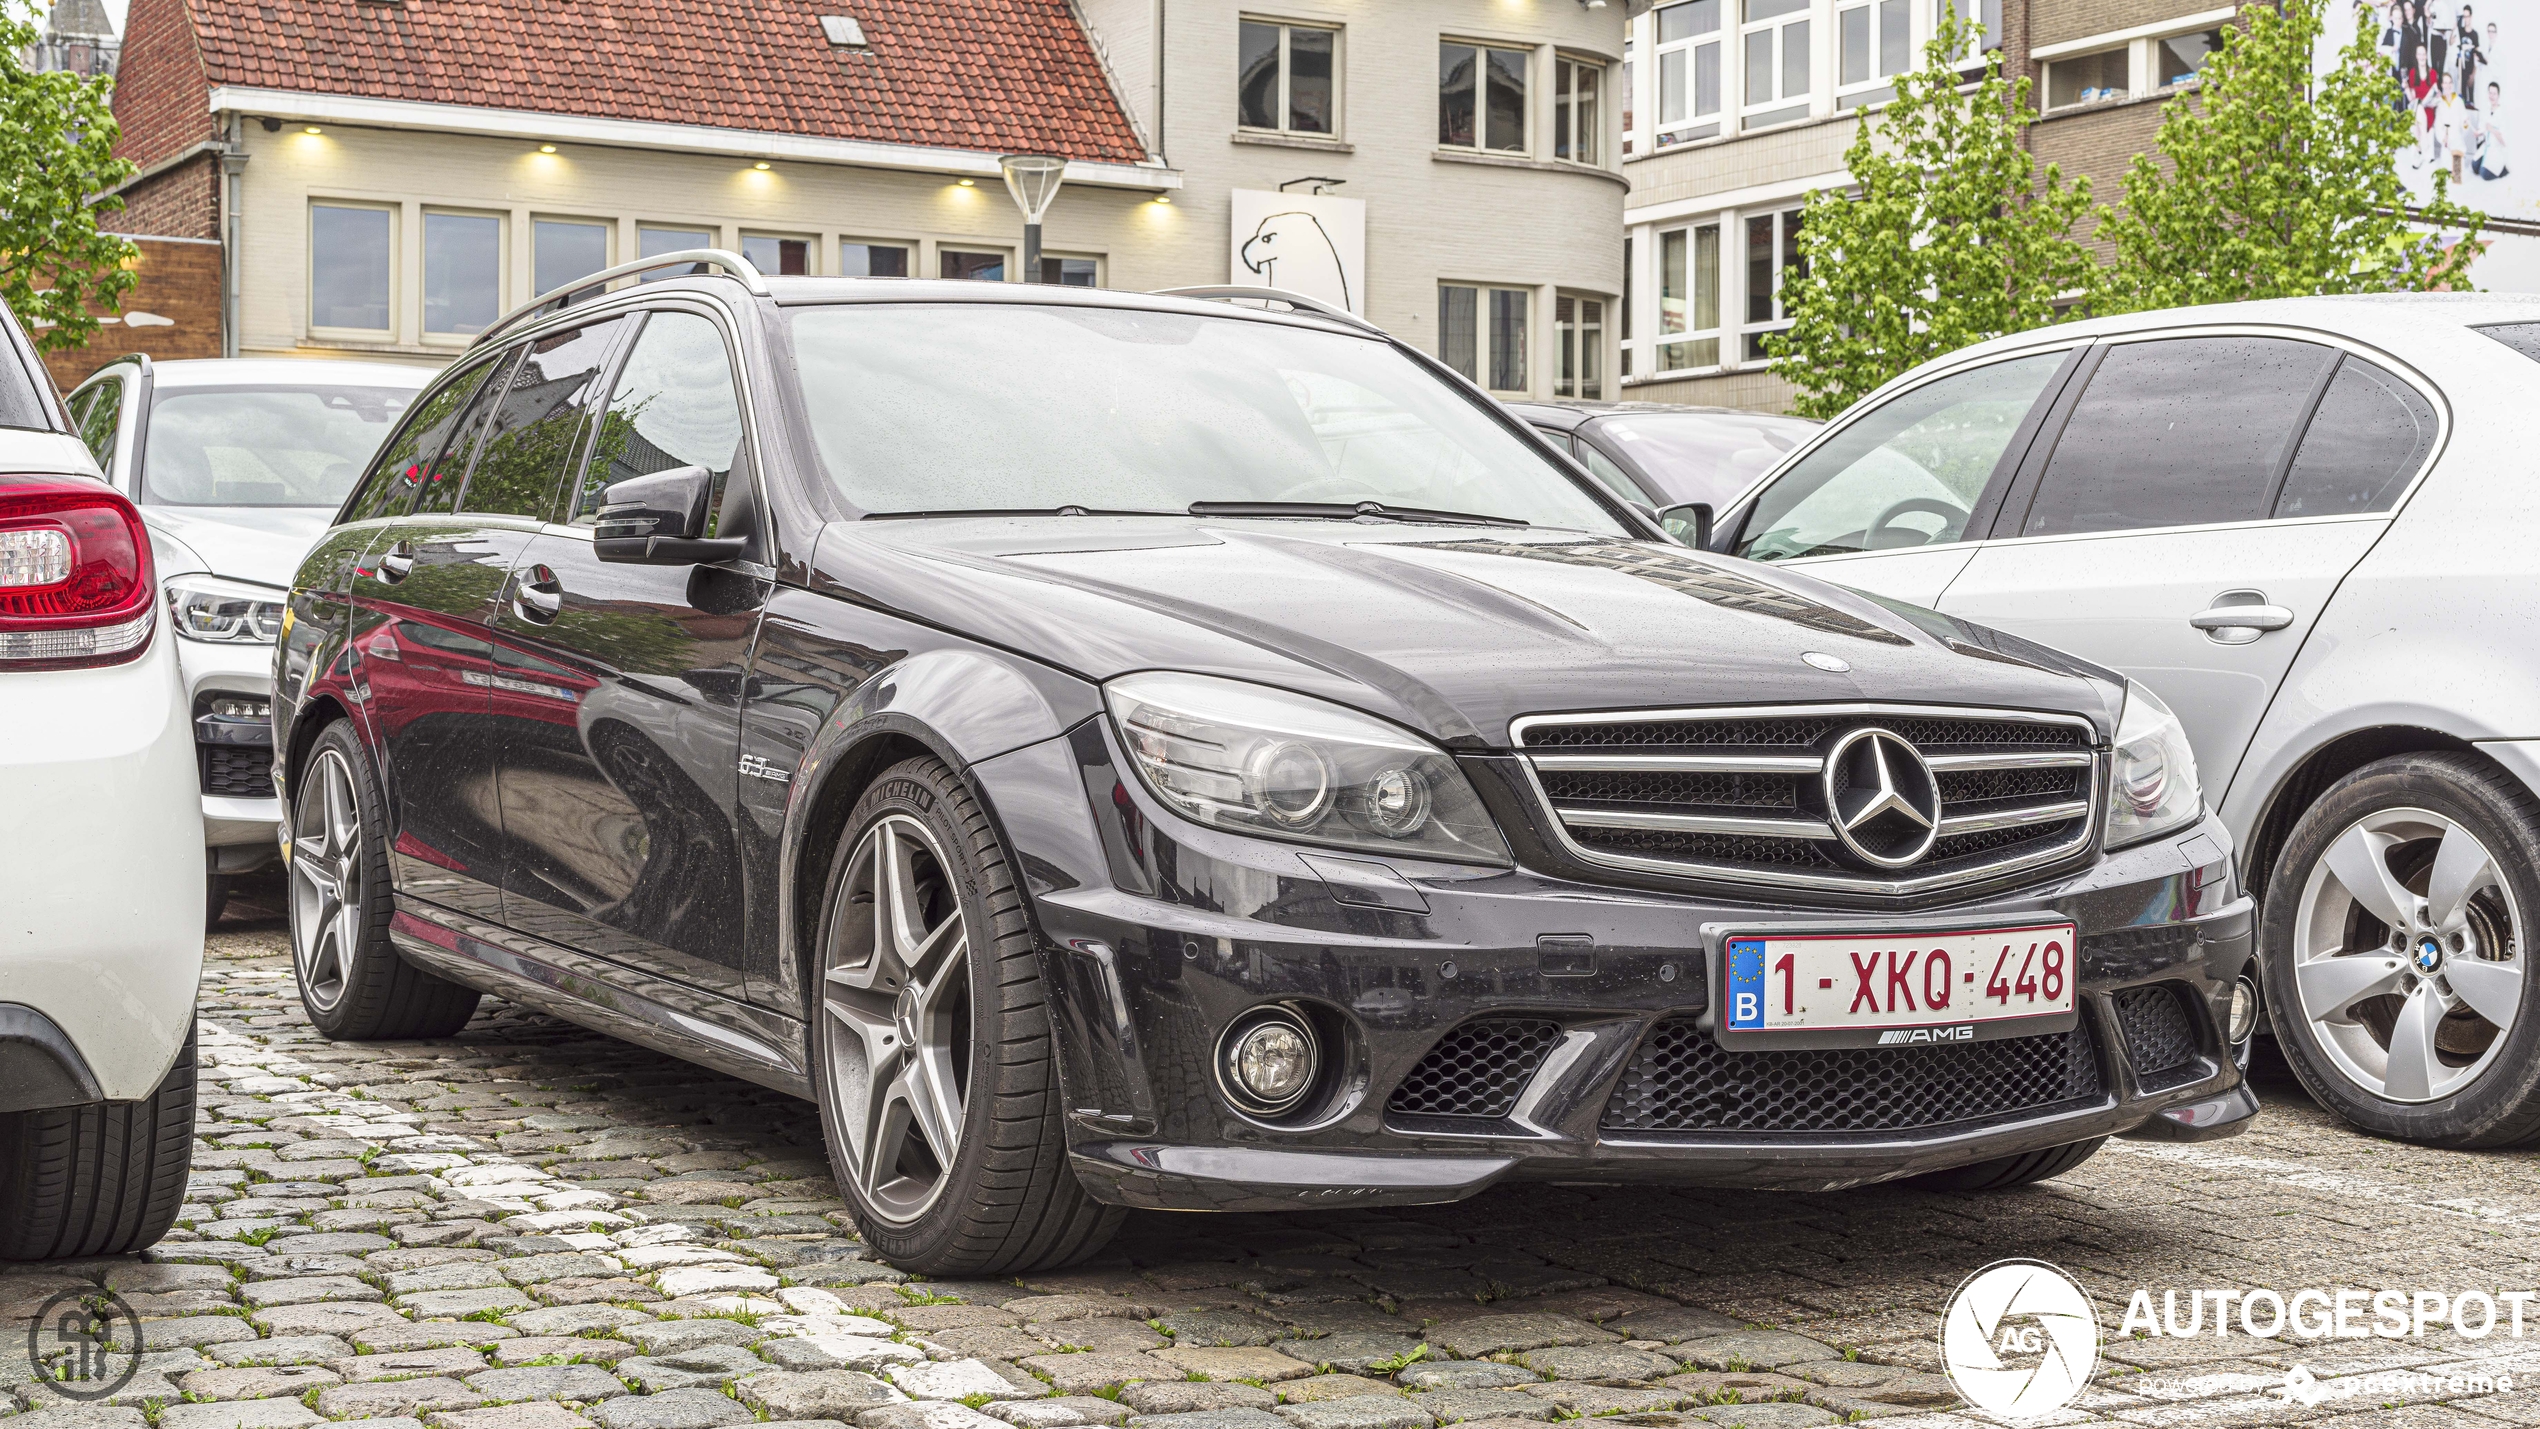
[16, 885, 2540, 1429]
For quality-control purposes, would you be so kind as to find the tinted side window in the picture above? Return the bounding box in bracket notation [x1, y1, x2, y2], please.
[2021, 337, 2336, 538]
[1738, 352, 2064, 562]
[572, 312, 746, 527]
[416, 347, 524, 516]
[76, 377, 123, 468]
[457, 318, 629, 519]
[1573, 438, 1645, 504]
[346, 359, 500, 523]
[2274, 357, 2438, 519]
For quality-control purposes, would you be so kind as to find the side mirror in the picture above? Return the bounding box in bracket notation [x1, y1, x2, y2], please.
[594, 465, 748, 565]
[1657, 502, 1713, 549]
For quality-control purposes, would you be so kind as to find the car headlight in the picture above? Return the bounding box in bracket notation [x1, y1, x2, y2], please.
[166, 575, 287, 644]
[1106, 671, 1510, 866]
[2105, 680, 2201, 849]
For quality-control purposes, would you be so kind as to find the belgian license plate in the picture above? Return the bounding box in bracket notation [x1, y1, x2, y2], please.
[1718, 922, 2079, 1046]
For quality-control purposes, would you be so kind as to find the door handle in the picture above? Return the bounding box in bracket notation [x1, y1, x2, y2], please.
[511, 566, 563, 624]
[377, 543, 415, 583]
[2189, 598, 2295, 641]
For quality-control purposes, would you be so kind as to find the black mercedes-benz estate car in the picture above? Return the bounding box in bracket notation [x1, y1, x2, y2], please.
[274, 254, 2258, 1274]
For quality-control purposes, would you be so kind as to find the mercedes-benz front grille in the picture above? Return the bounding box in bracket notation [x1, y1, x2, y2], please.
[1601, 1017, 2103, 1135]
[1513, 704, 2102, 894]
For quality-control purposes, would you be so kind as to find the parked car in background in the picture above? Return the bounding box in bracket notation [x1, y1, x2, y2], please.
[1714, 295, 2540, 1151]
[1507, 399, 1817, 517]
[66, 357, 429, 923]
[0, 301, 203, 1258]
[273, 255, 2255, 1277]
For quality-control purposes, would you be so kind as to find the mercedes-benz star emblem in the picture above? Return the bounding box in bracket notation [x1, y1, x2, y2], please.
[1822, 726, 1942, 869]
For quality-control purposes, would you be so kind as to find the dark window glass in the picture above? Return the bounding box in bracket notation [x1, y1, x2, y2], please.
[940, 250, 1006, 282]
[1486, 47, 1528, 150]
[1039, 257, 1099, 287]
[1440, 284, 1478, 379]
[1289, 27, 1335, 133]
[1489, 288, 1528, 391]
[575, 312, 746, 529]
[2476, 321, 2540, 364]
[1658, 0, 1719, 43]
[2275, 358, 2438, 518]
[312, 205, 391, 330]
[1239, 21, 1281, 129]
[1745, 214, 1777, 324]
[841, 242, 909, 278]
[344, 361, 500, 523]
[1441, 43, 1477, 146]
[77, 377, 121, 467]
[2022, 337, 2336, 538]
[742, 235, 811, 276]
[416, 348, 523, 516]
[459, 318, 630, 519]
[533, 220, 610, 296]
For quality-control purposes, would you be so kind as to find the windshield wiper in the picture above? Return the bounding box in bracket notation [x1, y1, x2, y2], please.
[863, 505, 1181, 520]
[1186, 500, 1528, 527]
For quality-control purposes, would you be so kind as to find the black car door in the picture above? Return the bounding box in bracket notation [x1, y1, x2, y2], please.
[485, 306, 766, 998]
[349, 344, 527, 921]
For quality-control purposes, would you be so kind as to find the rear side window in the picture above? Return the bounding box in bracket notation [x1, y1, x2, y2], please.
[0, 305, 56, 432]
[457, 317, 630, 519]
[415, 347, 524, 516]
[2020, 337, 2336, 538]
[1572, 438, 1644, 504]
[2274, 357, 2439, 518]
[571, 311, 746, 526]
[342, 359, 500, 523]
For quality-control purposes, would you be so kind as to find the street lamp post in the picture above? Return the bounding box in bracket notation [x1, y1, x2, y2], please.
[999, 155, 1068, 283]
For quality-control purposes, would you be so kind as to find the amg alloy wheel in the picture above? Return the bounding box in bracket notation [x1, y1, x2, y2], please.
[811, 757, 1121, 1273]
[2263, 753, 2540, 1147]
[288, 721, 481, 1040]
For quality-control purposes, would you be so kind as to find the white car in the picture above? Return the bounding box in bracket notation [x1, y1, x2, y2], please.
[1715, 294, 2540, 1149]
[0, 302, 203, 1257]
[66, 357, 429, 923]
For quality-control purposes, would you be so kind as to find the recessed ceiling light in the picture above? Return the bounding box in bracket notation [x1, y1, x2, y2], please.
[1154, 195, 1172, 204]
[302, 125, 323, 135]
[957, 178, 975, 187]
[754, 161, 771, 171]
[538, 143, 557, 154]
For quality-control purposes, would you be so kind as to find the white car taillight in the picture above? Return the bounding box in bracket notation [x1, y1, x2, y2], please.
[0, 475, 157, 670]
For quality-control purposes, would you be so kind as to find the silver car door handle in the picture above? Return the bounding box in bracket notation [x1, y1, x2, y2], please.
[2188, 604, 2295, 632]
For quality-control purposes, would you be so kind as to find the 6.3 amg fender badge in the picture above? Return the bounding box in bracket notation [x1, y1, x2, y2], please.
[738, 754, 792, 784]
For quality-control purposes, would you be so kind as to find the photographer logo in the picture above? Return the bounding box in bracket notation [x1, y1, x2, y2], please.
[1941, 1259, 2100, 1421]
[23, 1288, 141, 1402]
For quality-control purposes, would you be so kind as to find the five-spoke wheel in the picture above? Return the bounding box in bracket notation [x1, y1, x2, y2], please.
[290, 746, 366, 1015]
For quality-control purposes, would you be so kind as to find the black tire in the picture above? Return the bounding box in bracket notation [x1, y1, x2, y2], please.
[291, 719, 481, 1040]
[1910, 1137, 2105, 1192]
[809, 756, 1123, 1275]
[206, 872, 231, 931]
[2258, 752, 2540, 1148]
[0, 1026, 196, 1260]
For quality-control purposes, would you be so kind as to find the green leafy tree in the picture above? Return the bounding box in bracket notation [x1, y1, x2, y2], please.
[2095, 0, 2483, 311]
[0, 3, 138, 350]
[1767, 8, 2095, 419]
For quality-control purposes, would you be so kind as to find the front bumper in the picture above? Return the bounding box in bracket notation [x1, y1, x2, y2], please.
[976, 723, 2258, 1213]
[177, 631, 281, 860]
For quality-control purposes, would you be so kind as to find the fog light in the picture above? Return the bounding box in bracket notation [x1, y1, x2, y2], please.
[2228, 976, 2260, 1043]
[1217, 1007, 1320, 1116]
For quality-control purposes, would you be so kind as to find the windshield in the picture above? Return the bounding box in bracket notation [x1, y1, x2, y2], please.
[784, 303, 1629, 532]
[1596, 411, 1818, 508]
[144, 384, 414, 507]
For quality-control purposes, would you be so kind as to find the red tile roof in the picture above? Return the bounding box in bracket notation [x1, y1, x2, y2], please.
[169, 0, 1149, 163]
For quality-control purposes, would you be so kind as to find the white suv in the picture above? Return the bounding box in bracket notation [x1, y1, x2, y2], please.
[0, 303, 204, 1257]
[66, 357, 428, 923]
[1717, 294, 2540, 1149]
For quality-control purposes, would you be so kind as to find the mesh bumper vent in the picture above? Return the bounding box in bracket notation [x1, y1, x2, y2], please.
[1601, 1018, 2102, 1135]
[204, 746, 274, 799]
[2113, 984, 2203, 1091]
[1389, 1017, 1563, 1119]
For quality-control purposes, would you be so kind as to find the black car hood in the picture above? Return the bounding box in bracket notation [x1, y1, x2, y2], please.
[810, 517, 2125, 748]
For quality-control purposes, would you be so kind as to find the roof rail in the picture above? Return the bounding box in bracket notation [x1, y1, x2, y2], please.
[1151, 285, 1382, 335]
[476, 249, 769, 348]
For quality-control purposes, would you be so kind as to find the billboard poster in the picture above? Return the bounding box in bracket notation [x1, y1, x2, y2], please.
[2329, 2, 2522, 218]
[1228, 189, 1367, 316]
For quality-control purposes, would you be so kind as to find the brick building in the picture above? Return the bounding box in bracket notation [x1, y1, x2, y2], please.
[101, 0, 1630, 398]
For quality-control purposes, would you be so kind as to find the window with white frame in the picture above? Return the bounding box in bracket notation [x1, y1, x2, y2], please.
[742, 233, 814, 275]
[1556, 295, 1606, 399]
[1935, 0, 2002, 73]
[1440, 284, 1530, 393]
[2045, 46, 2130, 109]
[1741, 0, 1813, 129]
[311, 202, 392, 334]
[2151, 27, 2226, 89]
[1441, 41, 1529, 152]
[1239, 20, 1338, 135]
[422, 210, 500, 338]
[1555, 55, 1604, 164]
[1620, 235, 1635, 377]
[1657, 223, 1721, 371]
[1742, 207, 1804, 362]
[1621, 51, 1635, 154]
[1653, 0, 1724, 146]
[1837, 0, 1912, 109]
[533, 218, 610, 296]
[840, 240, 911, 277]
[639, 225, 715, 281]
[1038, 255, 1101, 287]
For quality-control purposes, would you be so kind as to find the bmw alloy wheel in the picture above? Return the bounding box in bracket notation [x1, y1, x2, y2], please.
[289, 747, 365, 1014]
[2291, 806, 2525, 1103]
[822, 813, 972, 1225]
